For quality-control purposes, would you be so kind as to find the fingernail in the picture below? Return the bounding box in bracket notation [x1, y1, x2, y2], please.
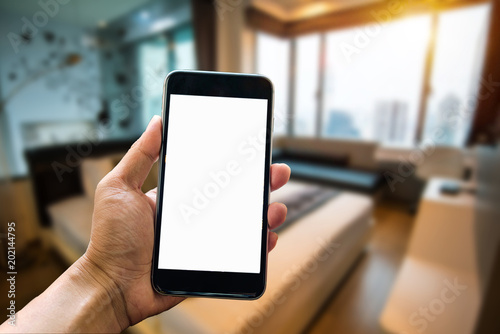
[280, 202, 288, 213]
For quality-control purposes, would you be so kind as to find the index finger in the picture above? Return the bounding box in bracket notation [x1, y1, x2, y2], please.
[271, 163, 291, 192]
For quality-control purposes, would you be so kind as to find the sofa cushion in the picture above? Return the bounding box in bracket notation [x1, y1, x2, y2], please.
[278, 137, 378, 170]
[274, 148, 349, 167]
[273, 157, 381, 193]
[157, 182, 373, 334]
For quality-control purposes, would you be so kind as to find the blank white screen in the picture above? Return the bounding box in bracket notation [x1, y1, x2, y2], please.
[158, 94, 268, 273]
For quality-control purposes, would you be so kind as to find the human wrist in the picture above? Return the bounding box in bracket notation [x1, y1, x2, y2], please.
[68, 254, 130, 332]
[0, 254, 130, 333]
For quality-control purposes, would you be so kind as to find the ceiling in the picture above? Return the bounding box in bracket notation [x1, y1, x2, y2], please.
[0, 0, 152, 28]
[251, 0, 384, 21]
[0, 0, 386, 27]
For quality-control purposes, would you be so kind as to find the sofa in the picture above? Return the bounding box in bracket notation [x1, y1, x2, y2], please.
[26, 139, 374, 334]
[24, 140, 156, 263]
[154, 181, 373, 334]
[379, 146, 500, 334]
[273, 137, 383, 194]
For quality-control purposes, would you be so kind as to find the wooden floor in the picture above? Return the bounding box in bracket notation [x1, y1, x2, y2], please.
[305, 200, 415, 334]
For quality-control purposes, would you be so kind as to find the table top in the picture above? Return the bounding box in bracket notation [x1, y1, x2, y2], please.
[423, 177, 476, 208]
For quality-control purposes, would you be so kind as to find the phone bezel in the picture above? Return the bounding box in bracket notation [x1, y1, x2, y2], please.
[151, 71, 274, 299]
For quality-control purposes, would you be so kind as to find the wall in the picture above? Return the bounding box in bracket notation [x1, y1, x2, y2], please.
[96, 0, 192, 138]
[216, 0, 254, 73]
[0, 10, 101, 177]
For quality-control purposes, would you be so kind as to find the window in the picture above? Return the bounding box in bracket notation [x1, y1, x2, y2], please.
[139, 35, 169, 127]
[323, 15, 432, 145]
[256, 33, 290, 137]
[254, 3, 491, 147]
[172, 25, 197, 71]
[422, 3, 491, 147]
[138, 25, 196, 127]
[294, 34, 321, 137]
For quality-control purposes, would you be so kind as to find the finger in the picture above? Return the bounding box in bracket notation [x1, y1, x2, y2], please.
[144, 187, 158, 213]
[268, 202, 287, 230]
[146, 187, 158, 203]
[111, 116, 162, 190]
[268, 231, 278, 252]
[271, 163, 291, 192]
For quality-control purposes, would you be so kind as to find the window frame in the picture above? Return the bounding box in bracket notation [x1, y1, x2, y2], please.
[254, 2, 492, 146]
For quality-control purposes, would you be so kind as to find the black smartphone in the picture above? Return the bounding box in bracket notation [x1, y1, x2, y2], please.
[151, 71, 274, 299]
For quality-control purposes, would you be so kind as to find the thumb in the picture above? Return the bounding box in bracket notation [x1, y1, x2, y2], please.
[111, 115, 162, 190]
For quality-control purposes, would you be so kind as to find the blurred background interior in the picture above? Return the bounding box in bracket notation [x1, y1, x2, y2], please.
[0, 0, 499, 333]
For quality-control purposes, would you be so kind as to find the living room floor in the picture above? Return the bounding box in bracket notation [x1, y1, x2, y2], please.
[305, 200, 415, 334]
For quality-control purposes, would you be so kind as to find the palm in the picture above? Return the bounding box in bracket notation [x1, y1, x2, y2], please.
[89, 183, 183, 325]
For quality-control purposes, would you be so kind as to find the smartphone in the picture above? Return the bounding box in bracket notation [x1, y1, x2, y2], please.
[151, 71, 274, 299]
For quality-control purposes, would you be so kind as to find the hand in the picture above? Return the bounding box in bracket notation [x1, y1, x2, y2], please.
[82, 115, 291, 330]
[0, 116, 290, 334]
